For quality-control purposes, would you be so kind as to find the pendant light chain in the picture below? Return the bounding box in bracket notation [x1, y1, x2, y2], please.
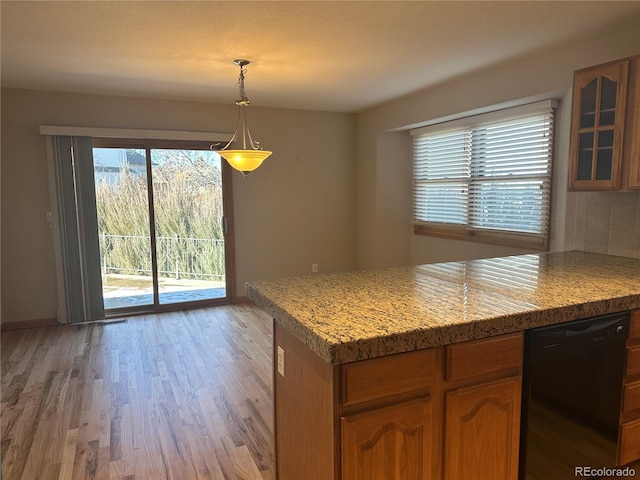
[236, 63, 249, 106]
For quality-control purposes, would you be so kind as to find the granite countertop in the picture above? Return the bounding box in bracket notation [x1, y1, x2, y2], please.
[246, 251, 640, 365]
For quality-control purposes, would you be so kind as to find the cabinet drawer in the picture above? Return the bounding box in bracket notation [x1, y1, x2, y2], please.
[341, 348, 440, 409]
[628, 345, 640, 378]
[630, 310, 640, 341]
[445, 332, 523, 382]
[619, 418, 640, 466]
[623, 381, 640, 414]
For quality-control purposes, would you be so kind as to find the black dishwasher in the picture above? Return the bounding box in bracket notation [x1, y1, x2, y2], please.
[520, 312, 629, 480]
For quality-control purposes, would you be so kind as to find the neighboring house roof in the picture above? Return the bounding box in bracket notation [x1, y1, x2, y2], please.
[126, 150, 146, 166]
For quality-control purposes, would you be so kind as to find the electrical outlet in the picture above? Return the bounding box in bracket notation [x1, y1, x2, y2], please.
[312, 263, 318, 273]
[277, 346, 285, 377]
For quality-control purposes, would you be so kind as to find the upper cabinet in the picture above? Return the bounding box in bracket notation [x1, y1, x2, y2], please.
[630, 59, 640, 189]
[569, 55, 640, 191]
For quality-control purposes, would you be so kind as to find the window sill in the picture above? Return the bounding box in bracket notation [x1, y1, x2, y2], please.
[413, 223, 549, 251]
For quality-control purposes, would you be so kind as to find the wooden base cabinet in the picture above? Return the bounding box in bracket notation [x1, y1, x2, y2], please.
[339, 346, 444, 480]
[619, 310, 640, 466]
[443, 332, 523, 480]
[274, 322, 525, 480]
[444, 377, 522, 480]
[341, 397, 435, 480]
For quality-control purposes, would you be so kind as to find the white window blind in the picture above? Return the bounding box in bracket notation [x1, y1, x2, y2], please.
[411, 100, 556, 250]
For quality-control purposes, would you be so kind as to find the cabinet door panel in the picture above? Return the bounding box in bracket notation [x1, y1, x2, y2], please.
[619, 418, 640, 466]
[444, 377, 522, 480]
[630, 57, 640, 189]
[341, 397, 434, 480]
[569, 59, 629, 190]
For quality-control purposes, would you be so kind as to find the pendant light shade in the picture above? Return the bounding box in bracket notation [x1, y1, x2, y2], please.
[218, 59, 272, 176]
[219, 149, 272, 173]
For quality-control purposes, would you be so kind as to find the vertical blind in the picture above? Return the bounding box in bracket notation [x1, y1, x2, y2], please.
[45, 135, 105, 323]
[411, 100, 556, 240]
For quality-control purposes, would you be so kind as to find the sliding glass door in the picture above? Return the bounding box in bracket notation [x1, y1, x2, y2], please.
[93, 141, 233, 314]
[94, 147, 154, 309]
[151, 149, 227, 305]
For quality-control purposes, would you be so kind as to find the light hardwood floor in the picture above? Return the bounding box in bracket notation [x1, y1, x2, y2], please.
[1, 304, 274, 480]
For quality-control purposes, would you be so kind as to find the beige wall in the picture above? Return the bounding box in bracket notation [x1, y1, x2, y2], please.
[356, 14, 640, 269]
[1, 89, 357, 324]
[3, 14, 640, 325]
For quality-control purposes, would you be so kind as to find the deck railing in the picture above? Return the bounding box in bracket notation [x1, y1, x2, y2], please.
[99, 234, 225, 281]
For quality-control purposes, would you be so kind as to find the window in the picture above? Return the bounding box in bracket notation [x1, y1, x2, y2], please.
[411, 100, 557, 250]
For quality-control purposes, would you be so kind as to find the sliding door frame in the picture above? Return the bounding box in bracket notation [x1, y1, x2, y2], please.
[93, 138, 236, 317]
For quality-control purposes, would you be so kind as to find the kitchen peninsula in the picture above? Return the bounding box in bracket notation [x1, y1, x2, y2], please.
[246, 251, 640, 480]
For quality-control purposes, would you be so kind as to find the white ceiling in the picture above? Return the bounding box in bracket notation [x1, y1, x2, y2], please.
[2, 1, 639, 113]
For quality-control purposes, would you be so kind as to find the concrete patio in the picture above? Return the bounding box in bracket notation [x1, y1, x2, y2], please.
[102, 274, 226, 309]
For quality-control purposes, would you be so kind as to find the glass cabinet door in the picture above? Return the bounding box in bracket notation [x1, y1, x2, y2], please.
[569, 60, 629, 190]
[630, 58, 640, 190]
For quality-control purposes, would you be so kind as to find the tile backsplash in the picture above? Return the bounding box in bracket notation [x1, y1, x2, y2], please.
[566, 191, 640, 258]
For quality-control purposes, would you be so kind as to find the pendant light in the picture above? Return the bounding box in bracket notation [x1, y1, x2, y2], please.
[218, 59, 272, 176]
